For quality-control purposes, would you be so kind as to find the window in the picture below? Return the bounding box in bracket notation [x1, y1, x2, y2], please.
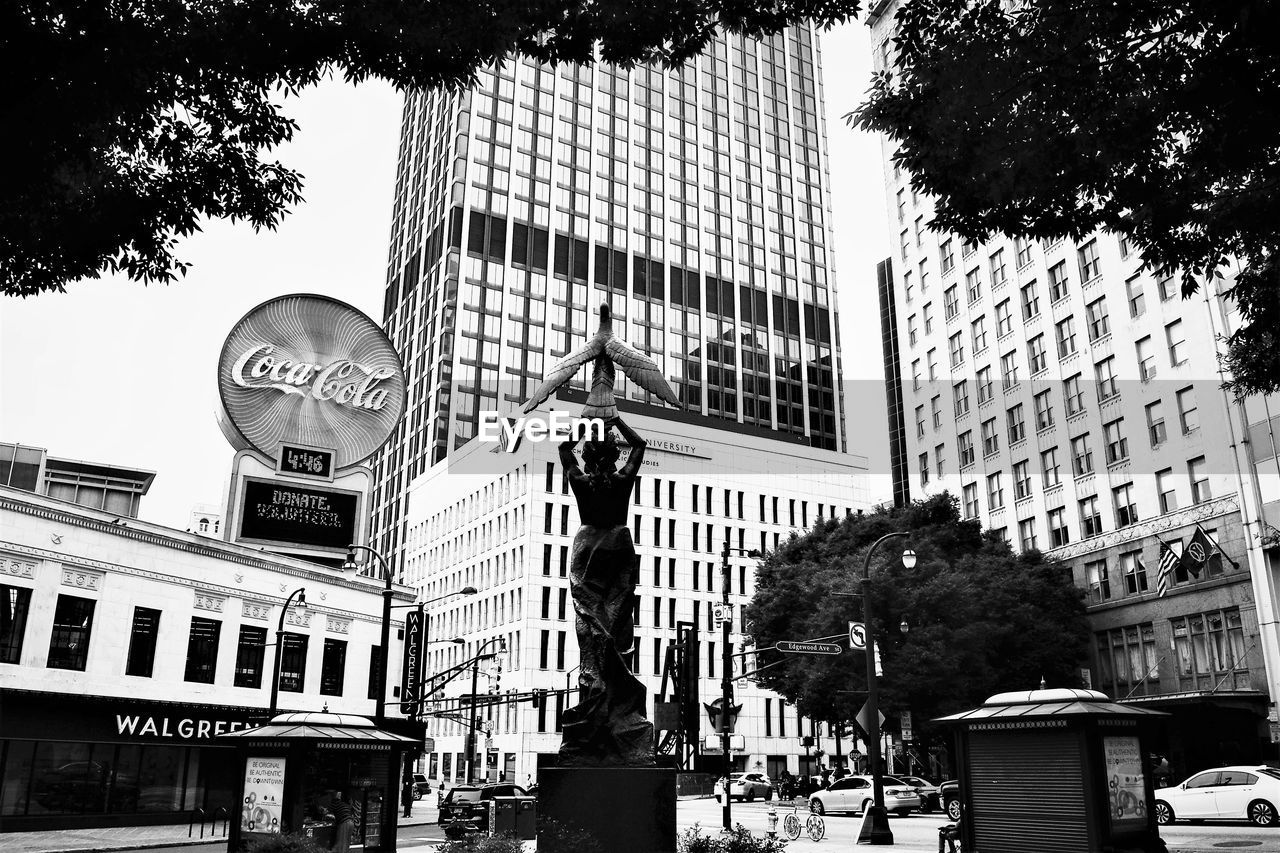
[940, 239, 955, 274]
[944, 285, 959, 319]
[915, 405, 926, 437]
[183, 617, 221, 683]
[125, 607, 161, 677]
[1034, 390, 1054, 431]
[904, 271, 914, 303]
[1176, 386, 1199, 433]
[972, 317, 988, 353]
[0, 584, 32, 665]
[962, 483, 979, 518]
[1189, 456, 1210, 503]
[996, 299, 1013, 336]
[1166, 319, 1187, 366]
[923, 302, 934, 334]
[235, 625, 267, 688]
[915, 214, 924, 246]
[1070, 433, 1094, 476]
[1049, 261, 1069, 302]
[1020, 281, 1040, 320]
[981, 418, 999, 456]
[47, 594, 95, 671]
[279, 633, 308, 693]
[962, 236, 978, 258]
[1113, 483, 1138, 527]
[368, 645, 381, 699]
[935, 444, 946, 478]
[1041, 448, 1062, 487]
[1048, 507, 1069, 548]
[907, 314, 917, 346]
[931, 395, 942, 429]
[1055, 316, 1077, 359]
[1171, 609, 1248, 689]
[1157, 469, 1177, 514]
[1027, 335, 1047, 374]
[1096, 623, 1158, 698]
[965, 268, 982, 303]
[1086, 560, 1111, 602]
[949, 332, 965, 368]
[1146, 400, 1167, 446]
[1158, 273, 1177, 301]
[900, 229, 910, 261]
[1095, 356, 1118, 402]
[1013, 460, 1032, 500]
[987, 472, 1005, 510]
[976, 366, 994, 403]
[911, 359, 921, 391]
[1126, 275, 1145, 317]
[1079, 495, 1103, 537]
[1077, 239, 1101, 281]
[1000, 350, 1019, 385]
[958, 431, 975, 467]
[1016, 236, 1033, 268]
[1104, 419, 1129, 464]
[320, 638, 347, 696]
[1086, 296, 1110, 341]
[1064, 373, 1085, 416]
[1136, 336, 1156, 381]
[989, 249, 1007, 288]
[919, 453, 930, 485]
[1120, 550, 1147, 593]
[1007, 404, 1026, 444]
[1018, 519, 1037, 551]
[953, 380, 970, 417]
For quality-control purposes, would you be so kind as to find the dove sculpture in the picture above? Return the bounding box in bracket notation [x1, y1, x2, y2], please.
[521, 302, 682, 419]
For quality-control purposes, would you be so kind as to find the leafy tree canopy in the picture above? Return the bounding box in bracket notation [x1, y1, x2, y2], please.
[1, 0, 855, 295]
[744, 493, 1089, 743]
[855, 0, 1280, 395]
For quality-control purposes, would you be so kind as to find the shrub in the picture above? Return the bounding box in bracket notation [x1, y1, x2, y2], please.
[678, 824, 787, 853]
[537, 816, 605, 853]
[244, 832, 327, 853]
[433, 832, 525, 853]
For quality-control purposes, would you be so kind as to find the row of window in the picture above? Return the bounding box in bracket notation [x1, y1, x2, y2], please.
[1084, 529, 1225, 603]
[1093, 608, 1246, 699]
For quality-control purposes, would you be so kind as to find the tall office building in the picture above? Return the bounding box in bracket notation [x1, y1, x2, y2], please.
[371, 28, 872, 782]
[868, 0, 1280, 771]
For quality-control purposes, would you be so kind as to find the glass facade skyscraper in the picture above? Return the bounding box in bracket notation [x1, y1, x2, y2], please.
[372, 27, 846, 564]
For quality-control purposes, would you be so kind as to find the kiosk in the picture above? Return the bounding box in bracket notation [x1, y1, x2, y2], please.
[219, 713, 417, 852]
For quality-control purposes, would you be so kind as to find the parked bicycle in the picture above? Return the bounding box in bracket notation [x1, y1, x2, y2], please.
[781, 802, 825, 842]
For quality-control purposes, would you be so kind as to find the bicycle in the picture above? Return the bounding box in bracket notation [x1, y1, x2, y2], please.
[781, 803, 825, 842]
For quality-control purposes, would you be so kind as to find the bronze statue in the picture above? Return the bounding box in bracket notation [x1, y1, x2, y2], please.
[557, 416, 653, 764]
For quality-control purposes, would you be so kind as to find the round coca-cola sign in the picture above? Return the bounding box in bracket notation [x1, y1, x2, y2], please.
[217, 294, 406, 470]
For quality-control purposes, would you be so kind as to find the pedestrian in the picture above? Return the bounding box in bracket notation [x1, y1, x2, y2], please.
[401, 779, 414, 818]
[819, 767, 832, 789]
[327, 790, 355, 853]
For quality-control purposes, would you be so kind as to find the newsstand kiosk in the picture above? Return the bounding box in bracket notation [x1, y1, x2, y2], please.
[937, 688, 1169, 853]
[218, 712, 417, 853]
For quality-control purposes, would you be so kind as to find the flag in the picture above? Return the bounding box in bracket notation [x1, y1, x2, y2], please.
[1181, 526, 1216, 578]
[1156, 541, 1180, 597]
[1198, 525, 1241, 571]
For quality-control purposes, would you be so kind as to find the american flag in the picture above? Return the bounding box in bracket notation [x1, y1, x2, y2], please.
[1156, 540, 1180, 597]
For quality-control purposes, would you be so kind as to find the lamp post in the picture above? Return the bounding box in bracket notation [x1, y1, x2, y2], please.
[268, 588, 307, 718]
[859, 534, 915, 846]
[719, 540, 761, 832]
[466, 637, 507, 784]
[343, 544, 396, 725]
[400, 589, 478, 719]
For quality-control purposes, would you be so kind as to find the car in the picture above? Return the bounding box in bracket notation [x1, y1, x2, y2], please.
[438, 782, 528, 836]
[898, 776, 942, 813]
[808, 775, 921, 817]
[940, 780, 962, 821]
[714, 772, 774, 802]
[1155, 765, 1280, 827]
[410, 774, 431, 800]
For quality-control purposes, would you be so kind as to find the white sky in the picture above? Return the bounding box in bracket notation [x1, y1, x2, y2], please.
[0, 22, 891, 531]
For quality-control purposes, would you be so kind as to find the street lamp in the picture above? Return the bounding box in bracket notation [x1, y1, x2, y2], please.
[859, 532, 913, 845]
[395, 588, 479, 719]
[268, 588, 307, 718]
[719, 540, 761, 832]
[466, 637, 507, 784]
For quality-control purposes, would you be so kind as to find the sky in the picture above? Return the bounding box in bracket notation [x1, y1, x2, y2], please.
[0, 22, 891, 531]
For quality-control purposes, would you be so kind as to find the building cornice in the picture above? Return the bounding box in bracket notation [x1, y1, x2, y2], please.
[1047, 495, 1239, 561]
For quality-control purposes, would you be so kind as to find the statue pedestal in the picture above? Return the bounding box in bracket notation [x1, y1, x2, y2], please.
[536, 757, 676, 853]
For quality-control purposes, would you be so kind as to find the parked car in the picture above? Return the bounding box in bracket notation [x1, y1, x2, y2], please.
[898, 776, 942, 813]
[438, 782, 528, 836]
[808, 775, 920, 817]
[410, 774, 431, 800]
[940, 780, 962, 821]
[714, 772, 774, 802]
[1155, 766, 1280, 827]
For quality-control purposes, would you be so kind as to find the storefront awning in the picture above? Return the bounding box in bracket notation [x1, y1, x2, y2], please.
[1119, 689, 1268, 707]
[218, 712, 418, 743]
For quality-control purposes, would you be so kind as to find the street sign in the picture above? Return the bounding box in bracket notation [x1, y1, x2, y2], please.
[713, 602, 733, 627]
[703, 734, 746, 753]
[848, 621, 867, 650]
[856, 700, 886, 735]
[901, 711, 913, 741]
[776, 640, 842, 655]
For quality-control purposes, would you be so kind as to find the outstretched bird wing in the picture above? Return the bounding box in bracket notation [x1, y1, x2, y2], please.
[605, 338, 682, 408]
[520, 338, 604, 413]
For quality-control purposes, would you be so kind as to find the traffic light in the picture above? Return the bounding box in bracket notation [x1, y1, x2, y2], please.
[489, 660, 501, 695]
[528, 689, 545, 708]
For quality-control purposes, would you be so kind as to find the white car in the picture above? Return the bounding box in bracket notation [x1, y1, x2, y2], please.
[1155, 766, 1280, 826]
[715, 772, 773, 802]
[809, 775, 921, 817]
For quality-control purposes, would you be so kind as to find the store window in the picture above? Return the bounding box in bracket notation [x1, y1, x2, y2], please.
[1171, 609, 1249, 691]
[1, 584, 33, 664]
[183, 617, 221, 684]
[125, 607, 162, 678]
[1095, 623, 1157, 698]
[235, 626, 267, 688]
[321, 639, 348, 696]
[47, 595, 95, 671]
[279, 633, 308, 693]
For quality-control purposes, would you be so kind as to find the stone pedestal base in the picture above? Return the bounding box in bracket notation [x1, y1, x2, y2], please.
[536, 759, 676, 853]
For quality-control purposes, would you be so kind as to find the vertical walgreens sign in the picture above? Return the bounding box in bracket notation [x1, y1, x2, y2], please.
[400, 606, 423, 716]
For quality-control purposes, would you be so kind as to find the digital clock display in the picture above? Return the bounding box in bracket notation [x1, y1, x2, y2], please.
[277, 445, 335, 480]
[239, 479, 358, 551]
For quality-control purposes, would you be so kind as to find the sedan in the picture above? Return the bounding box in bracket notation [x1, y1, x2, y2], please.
[1156, 766, 1280, 827]
[715, 772, 773, 802]
[809, 775, 920, 817]
[940, 780, 962, 821]
[898, 776, 942, 813]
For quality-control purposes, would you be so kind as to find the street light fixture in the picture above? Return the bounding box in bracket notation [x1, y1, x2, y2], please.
[719, 540, 761, 832]
[859, 532, 913, 846]
[466, 637, 507, 784]
[268, 588, 306, 718]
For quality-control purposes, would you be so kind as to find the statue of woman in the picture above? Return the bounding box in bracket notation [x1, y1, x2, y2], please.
[557, 415, 654, 765]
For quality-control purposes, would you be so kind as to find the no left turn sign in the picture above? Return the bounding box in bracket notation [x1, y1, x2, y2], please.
[849, 621, 867, 650]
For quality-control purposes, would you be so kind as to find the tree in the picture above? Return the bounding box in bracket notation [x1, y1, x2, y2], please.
[855, 0, 1280, 395]
[744, 494, 1089, 746]
[1, 0, 854, 296]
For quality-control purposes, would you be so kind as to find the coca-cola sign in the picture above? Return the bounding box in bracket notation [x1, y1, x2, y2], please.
[217, 295, 406, 470]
